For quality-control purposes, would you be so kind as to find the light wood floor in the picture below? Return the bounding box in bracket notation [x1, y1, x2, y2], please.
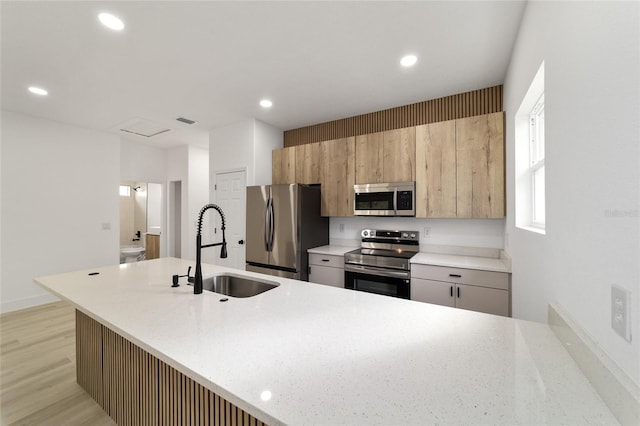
[0, 302, 115, 425]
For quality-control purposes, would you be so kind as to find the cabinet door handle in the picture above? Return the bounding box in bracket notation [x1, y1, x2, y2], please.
[322, 259, 330, 262]
[450, 286, 453, 297]
[457, 287, 460, 298]
[449, 274, 462, 278]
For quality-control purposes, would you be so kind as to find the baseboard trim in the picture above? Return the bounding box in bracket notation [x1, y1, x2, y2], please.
[0, 293, 60, 315]
[549, 303, 640, 425]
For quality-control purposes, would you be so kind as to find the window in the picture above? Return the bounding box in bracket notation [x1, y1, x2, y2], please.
[515, 62, 545, 234]
[530, 94, 545, 227]
[119, 185, 131, 197]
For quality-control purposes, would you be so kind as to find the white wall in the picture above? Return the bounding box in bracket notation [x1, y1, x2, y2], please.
[253, 119, 282, 186]
[209, 118, 283, 192]
[188, 146, 210, 263]
[210, 119, 257, 189]
[330, 217, 505, 250]
[120, 138, 167, 183]
[0, 110, 120, 313]
[504, 1, 640, 385]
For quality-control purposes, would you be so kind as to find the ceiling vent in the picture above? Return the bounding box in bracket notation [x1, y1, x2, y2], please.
[176, 117, 197, 125]
[118, 118, 171, 138]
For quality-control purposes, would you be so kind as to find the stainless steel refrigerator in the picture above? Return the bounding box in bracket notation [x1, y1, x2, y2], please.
[246, 184, 328, 280]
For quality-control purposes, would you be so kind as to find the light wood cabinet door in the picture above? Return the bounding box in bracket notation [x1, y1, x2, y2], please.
[416, 120, 457, 218]
[455, 283, 509, 317]
[355, 132, 384, 184]
[272, 147, 296, 184]
[456, 112, 504, 218]
[383, 127, 416, 182]
[295, 142, 322, 184]
[145, 234, 160, 260]
[411, 278, 455, 307]
[320, 137, 355, 217]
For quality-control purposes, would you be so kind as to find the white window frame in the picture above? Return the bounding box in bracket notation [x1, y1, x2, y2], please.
[515, 61, 545, 234]
[529, 94, 545, 228]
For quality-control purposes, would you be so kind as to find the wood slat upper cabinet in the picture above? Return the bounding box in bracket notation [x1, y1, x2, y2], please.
[456, 112, 504, 218]
[295, 142, 322, 184]
[416, 120, 457, 217]
[355, 127, 415, 183]
[415, 112, 505, 218]
[320, 137, 355, 217]
[272, 147, 296, 184]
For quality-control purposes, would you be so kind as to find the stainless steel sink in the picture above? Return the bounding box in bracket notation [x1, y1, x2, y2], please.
[189, 273, 279, 298]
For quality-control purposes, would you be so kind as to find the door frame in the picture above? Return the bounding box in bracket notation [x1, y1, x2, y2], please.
[213, 167, 248, 270]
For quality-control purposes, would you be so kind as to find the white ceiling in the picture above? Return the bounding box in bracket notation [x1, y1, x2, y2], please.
[1, 1, 526, 149]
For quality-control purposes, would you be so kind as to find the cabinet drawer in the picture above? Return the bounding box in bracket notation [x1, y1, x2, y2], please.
[411, 264, 509, 290]
[309, 253, 344, 268]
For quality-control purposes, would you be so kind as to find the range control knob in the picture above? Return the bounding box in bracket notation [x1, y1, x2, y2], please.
[410, 233, 416, 239]
[402, 232, 408, 238]
[362, 230, 369, 237]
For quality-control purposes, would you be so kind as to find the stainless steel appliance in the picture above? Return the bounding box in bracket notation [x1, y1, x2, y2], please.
[246, 184, 328, 280]
[344, 229, 420, 299]
[353, 182, 415, 216]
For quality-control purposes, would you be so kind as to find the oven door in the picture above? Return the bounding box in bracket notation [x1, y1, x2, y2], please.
[344, 264, 410, 299]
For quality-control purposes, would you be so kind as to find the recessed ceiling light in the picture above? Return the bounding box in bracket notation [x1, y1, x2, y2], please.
[98, 13, 125, 31]
[259, 99, 273, 108]
[400, 55, 418, 67]
[28, 86, 48, 96]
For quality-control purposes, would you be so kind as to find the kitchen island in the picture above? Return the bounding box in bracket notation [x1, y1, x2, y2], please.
[35, 258, 617, 425]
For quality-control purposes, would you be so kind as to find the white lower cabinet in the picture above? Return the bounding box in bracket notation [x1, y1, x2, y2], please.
[411, 264, 510, 317]
[308, 253, 344, 288]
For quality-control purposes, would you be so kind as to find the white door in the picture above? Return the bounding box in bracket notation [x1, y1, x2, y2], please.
[215, 170, 246, 270]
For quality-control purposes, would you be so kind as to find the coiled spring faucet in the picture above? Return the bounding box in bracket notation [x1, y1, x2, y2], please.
[194, 204, 227, 294]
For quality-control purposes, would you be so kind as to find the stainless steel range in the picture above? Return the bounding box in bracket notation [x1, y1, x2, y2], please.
[344, 229, 420, 299]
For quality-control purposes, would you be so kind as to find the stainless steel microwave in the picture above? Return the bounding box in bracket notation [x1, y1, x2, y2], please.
[353, 182, 415, 216]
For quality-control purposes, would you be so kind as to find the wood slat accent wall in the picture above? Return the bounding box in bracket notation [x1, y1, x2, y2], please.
[284, 85, 503, 147]
[76, 311, 268, 426]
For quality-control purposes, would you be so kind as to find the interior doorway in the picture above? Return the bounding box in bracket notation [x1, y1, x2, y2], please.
[168, 181, 182, 258]
[119, 181, 163, 262]
[214, 170, 246, 270]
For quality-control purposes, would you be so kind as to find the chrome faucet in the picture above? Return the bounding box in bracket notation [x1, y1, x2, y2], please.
[194, 204, 227, 294]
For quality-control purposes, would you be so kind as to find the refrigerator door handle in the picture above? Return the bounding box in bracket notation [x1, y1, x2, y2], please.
[264, 198, 271, 251]
[268, 198, 275, 251]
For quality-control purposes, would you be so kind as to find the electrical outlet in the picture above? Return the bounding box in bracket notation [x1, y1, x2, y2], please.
[339, 223, 345, 233]
[101, 222, 111, 230]
[611, 285, 632, 342]
[423, 227, 431, 238]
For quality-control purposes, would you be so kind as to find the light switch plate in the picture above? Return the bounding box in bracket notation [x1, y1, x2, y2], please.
[611, 284, 632, 342]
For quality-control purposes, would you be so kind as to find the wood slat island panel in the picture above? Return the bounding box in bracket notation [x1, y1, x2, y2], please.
[76, 311, 267, 426]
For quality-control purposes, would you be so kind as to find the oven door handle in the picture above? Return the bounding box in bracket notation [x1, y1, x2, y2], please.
[345, 264, 410, 279]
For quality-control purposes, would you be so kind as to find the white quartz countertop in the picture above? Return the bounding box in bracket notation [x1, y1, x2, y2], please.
[308, 245, 511, 273]
[35, 258, 615, 425]
[411, 252, 511, 273]
[307, 245, 357, 256]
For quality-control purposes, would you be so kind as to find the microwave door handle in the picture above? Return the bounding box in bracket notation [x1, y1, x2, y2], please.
[393, 187, 398, 215]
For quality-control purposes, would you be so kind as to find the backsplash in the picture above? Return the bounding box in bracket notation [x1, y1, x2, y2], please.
[329, 217, 505, 253]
